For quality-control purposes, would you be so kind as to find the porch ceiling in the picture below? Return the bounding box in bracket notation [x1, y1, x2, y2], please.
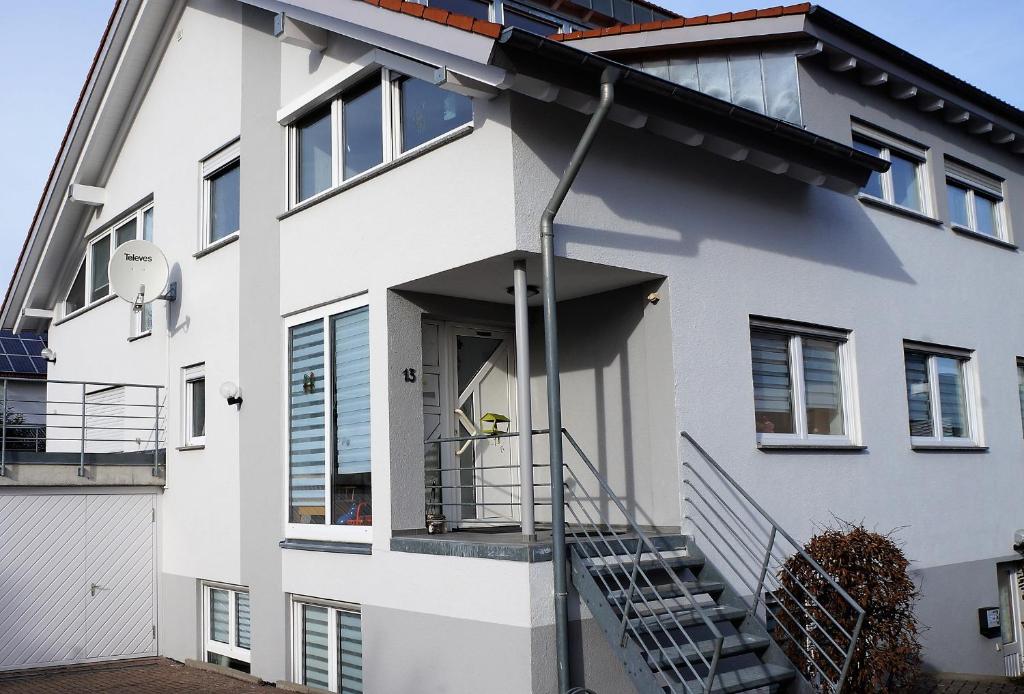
[393, 252, 661, 305]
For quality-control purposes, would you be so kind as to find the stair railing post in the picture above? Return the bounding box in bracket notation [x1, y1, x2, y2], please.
[153, 387, 161, 478]
[78, 383, 87, 477]
[617, 540, 644, 647]
[752, 526, 777, 618]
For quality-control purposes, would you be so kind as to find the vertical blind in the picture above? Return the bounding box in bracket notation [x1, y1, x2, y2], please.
[338, 610, 364, 693]
[904, 351, 933, 437]
[236, 592, 251, 650]
[290, 321, 326, 522]
[751, 331, 794, 423]
[802, 338, 844, 435]
[333, 308, 371, 476]
[302, 605, 330, 690]
[210, 589, 229, 643]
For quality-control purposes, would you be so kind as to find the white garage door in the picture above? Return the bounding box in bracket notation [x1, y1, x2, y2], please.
[0, 492, 157, 671]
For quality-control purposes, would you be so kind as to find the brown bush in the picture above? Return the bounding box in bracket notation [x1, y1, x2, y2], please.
[774, 521, 921, 693]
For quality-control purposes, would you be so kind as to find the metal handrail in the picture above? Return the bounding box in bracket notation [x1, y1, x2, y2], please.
[563, 430, 723, 693]
[680, 431, 865, 693]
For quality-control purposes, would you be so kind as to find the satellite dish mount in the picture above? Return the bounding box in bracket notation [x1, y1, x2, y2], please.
[108, 240, 176, 310]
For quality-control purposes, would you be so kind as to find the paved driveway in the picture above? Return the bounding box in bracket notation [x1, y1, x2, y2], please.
[0, 658, 270, 693]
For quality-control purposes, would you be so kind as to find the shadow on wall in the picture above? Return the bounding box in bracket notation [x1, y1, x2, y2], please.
[514, 95, 915, 286]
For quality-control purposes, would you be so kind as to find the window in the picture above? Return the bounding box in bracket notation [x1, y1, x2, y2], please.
[1017, 359, 1024, 437]
[502, 5, 560, 34]
[287, 299, 371, 540]
[750, 318, 857, 446]
[63, 203, 154, 319]
[184, 364, 206, 447]
[291, 598, 363, 693]
[290, 70, 472, 206]
[203, 584, 251, 673]
[428, 0, 491, 20]
[945, 159, 1008, 241]
[852, 123, 930, 215]
[134, 206, 155, 336]
[904, 343, 980, 447]
[201, 141, 241, 248]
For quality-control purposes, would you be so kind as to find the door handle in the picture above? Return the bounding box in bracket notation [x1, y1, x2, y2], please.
[90, 583, 107, 597]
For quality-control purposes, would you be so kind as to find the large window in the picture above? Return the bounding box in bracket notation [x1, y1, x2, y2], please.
[201, 140, 241, 248]
[750, 318, 857, 446]
[184, 364, 206, 447]
[287, 299, 371, 540]
[203, 584, 251, 673]
[290, 69, 472, 206]
[904, 343, 980, 447]
[945, 158, 1008, 242]
[291, 598, 363, 694]
[852, 123, 930, 215]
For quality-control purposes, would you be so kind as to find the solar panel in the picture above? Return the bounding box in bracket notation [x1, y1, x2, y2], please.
[0, 331, 47, 376]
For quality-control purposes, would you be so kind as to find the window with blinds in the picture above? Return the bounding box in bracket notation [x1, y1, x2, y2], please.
[287, 300, 372, 534]
[903, 344, 980, 447]
[750, 319, 855, 446]
[203, 584, 251, 672]
[294, 599, 363, 693]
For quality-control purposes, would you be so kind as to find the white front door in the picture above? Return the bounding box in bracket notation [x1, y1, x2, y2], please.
[423, 321, 519, 526]
[1000, 563, 1024, 676]
[0, 491, 157, 670]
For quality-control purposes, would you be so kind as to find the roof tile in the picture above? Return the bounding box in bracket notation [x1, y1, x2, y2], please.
[400, 1, 425, 17]
[446, 12, 474, 30]
[379, 0, 402, 12]
[732, 9, 758, 21]
[783, 2, 812, 14]
[421, 6, 449, 23]
[472, 18, 502, 38]
[707, 12, 734, 24]
[619, 23, 643, 34]
[755, 6, 784, 17]
[684, 15, 709, 26]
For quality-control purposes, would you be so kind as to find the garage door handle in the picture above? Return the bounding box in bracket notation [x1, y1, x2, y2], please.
[90, 583, 107, 597]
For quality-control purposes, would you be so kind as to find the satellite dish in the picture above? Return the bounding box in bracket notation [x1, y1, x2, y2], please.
[108, 239, 170, 308]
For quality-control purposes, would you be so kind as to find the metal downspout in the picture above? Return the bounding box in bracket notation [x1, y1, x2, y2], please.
[541, 67, 618, 694]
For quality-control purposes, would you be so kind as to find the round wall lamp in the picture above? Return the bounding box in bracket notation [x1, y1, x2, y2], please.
[220, 381, 243, 408]
[41, 347, 57, 364]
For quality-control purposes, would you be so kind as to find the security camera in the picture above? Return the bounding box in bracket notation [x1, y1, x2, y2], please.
[1014, 529, 1024, 554]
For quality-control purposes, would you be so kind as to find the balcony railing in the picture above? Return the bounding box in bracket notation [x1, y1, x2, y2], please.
[0, 377, 166, 479]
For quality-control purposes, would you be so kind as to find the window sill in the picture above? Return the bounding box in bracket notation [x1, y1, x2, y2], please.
[951, 225, 1018, 251]
[278, 538, 372, 555]
[857, 195, 942, 226]
[127, 331, 152, 343]
[911, 444, 988, 452]
[279, 123, 474, 221]
[53, 294, 119, 326]
[757, 442, 867, 453]
[194, 232, 239, 259]
[176, 444, 205, 452]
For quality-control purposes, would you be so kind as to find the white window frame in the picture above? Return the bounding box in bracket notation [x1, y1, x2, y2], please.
[200, 139, 241, 250]
[853, 121, 932, 216]
[284, 56, 474, 209]
[283, 294, 372, 544]
[183, 363, 206, 447]
[945, 158, 1010, 242]
[63, 203, 155, 320]
[202, 583, 251, 665]
[1018, 358, 1024, 439]
[750, 318, 859, 448]
[904, 342, 983, 449]
[497, 0, 575, 33]
[290, 595, 362, 692]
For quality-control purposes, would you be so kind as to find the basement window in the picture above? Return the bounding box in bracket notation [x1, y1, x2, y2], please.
[750, 318, 858, 447]
[289, 69, 472, 207]
[290, 597, 363, 693]
[286, 297, 371, 542]
[904, 342, 982, 448]
[203, 583, 251, 673]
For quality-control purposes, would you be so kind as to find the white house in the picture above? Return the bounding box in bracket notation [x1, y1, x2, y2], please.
[2, 0, 1024, 691]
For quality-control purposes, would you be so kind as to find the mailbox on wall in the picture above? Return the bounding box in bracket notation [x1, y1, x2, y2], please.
[979, 607, 1001, 639]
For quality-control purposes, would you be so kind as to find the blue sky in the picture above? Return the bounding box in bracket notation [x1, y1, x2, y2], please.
[0, 1, 1021, 300]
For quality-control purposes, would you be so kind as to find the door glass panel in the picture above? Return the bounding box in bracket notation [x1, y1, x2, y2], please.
[235, 592, 251, 650]
[458, 394, 477, 520]
[338, 610, 363, 693]
[456, 336, 502, 393]
[302, 605, 330, 689]
[332, 307, 371, 526]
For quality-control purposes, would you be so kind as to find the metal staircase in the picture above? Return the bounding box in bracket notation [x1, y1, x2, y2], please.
[559, 430, 864, 694]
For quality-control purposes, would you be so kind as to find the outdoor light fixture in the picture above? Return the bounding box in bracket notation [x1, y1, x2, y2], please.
[41, 347, 57, 364]
[219, 381, 243, 408]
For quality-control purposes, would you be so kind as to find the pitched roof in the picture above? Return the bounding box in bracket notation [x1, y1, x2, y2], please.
[551, 3, 810, 41]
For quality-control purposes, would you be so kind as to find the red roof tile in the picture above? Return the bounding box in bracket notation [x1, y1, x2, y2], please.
[556, 2, 811, 41]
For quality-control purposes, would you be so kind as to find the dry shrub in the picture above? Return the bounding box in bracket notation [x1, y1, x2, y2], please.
[774, 521, 921, 693]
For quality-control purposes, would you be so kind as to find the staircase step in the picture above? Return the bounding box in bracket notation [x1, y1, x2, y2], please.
[570, 534, 689, 558]
[661, 662, 795, 694]
[607, 580, 724, 605]
[584, 552, 703, 578]
[629, 604, 747, 632]
[644, 633, 770, 670]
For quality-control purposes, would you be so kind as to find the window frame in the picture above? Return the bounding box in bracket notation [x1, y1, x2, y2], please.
[289, 595, 362, 693]
[286, 66, 473, 209]
[944, 158, 1009, 242]
[1017, 358, 1024, 439]
[183, 363, 207, 447]
[903, 341, 983, 449]
[200, 139, 241, 250]
[852, 122, 932, 217]
[202, 582, 251, 666]
[62, 202, 155, 320]
[283, 294, 372, 544]
[750, 318, 859, 448]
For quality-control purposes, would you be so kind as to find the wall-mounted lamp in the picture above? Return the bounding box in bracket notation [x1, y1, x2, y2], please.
[219, 381, 243, 408]
[41, 347, 57, 364]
